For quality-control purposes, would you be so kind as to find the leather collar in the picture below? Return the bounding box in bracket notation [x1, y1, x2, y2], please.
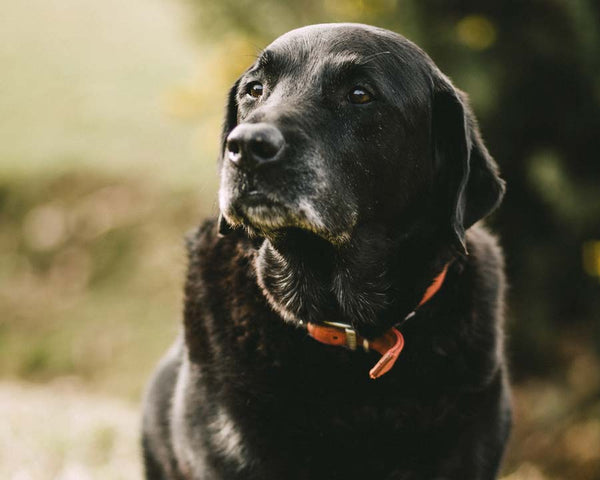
[305, 264, 449, 379]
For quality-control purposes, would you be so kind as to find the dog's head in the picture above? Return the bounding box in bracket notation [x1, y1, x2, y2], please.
[218, 23, 504, 253]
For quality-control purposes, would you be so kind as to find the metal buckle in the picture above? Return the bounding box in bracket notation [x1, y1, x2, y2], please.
[322, 320, 370, 352]
[344, 328, 357, 350]
[323, 320, 352, 329]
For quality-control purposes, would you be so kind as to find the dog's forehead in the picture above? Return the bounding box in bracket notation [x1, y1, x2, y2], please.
[268, 23, 404, 53]
[260, 23, 434, 83]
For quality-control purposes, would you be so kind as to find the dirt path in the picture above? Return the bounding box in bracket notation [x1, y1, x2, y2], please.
[0, 380, 143, 480]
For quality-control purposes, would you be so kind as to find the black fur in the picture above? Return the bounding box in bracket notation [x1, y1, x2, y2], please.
[142, 23, 511, 480]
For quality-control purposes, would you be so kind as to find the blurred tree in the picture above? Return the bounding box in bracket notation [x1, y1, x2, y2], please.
[186, 0, 600, 378]
[412, 0, 600, 378]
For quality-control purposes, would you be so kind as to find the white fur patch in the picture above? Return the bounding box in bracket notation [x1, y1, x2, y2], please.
[208, 407, 248, 469]
[254, 242, 304, 324]
[171, 360, 249, 476]
[297, 198, 326, 231]
[171, 359, 206, 478]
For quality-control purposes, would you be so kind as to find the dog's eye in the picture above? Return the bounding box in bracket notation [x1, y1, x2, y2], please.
[246, 82, 264, 99]
[348, 87, 373, 104]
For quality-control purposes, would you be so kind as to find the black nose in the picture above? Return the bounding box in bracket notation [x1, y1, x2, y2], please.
[226, 123, 284, 170]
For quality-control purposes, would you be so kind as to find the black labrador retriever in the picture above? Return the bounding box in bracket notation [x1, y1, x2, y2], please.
[142, 23, 511, 480]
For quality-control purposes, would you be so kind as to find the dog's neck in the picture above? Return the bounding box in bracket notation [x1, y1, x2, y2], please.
[254, 224, 455, 339]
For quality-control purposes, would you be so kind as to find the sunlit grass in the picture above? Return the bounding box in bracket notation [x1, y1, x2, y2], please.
[0, 381, 142, 479]
[0, 169, 213, 400]
[0, 0, 221, 402]
[0, 0, 214, 188]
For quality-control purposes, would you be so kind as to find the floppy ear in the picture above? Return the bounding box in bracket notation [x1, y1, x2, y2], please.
[432, 82, 505, 255]
[218, 78, 242, 166]
[217, 78, 242, 236]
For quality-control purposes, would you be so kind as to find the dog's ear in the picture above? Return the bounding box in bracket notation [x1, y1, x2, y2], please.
[432, 81, 505, 255]
[218, 77, 242, 166]
[217, 78, 242, 236]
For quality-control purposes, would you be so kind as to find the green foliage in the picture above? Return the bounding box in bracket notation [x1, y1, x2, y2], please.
[0, 169, 207, 397]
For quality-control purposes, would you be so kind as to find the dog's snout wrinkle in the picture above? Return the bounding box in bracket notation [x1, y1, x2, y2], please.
[226, 123, 284, 170]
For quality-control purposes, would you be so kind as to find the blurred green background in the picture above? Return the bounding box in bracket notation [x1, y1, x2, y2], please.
[1, 0, 599, 478]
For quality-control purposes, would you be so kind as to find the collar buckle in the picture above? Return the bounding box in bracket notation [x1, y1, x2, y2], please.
[344, 327, 357, 350]
[322, 321, 368, 352]
[306, 263, 450, 379]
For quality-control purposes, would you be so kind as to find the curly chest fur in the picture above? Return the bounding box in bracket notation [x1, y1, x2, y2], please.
[170, 220, 508, 478]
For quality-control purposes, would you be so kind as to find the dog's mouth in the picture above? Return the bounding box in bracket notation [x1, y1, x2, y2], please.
[219, 162, 358, 244]
[238, 190, 279, 208]
[233, 191, 293, 230]
[223, 188, 351, 243]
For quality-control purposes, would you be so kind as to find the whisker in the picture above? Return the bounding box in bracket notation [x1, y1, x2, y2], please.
[361, 51, 392, 65]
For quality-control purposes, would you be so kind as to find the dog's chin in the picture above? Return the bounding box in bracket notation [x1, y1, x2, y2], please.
[221, 192, 353, 245]
[230, 204, 329, 243]
[239, 203, 297, 237]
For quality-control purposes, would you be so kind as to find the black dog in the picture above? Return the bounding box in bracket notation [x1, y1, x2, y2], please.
[142, 23, 511, 480]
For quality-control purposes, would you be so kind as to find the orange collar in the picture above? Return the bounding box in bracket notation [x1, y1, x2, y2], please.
[306, 264, 449, 379]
